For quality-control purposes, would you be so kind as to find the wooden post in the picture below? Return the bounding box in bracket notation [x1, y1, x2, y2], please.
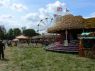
[79, 39, 85, 57]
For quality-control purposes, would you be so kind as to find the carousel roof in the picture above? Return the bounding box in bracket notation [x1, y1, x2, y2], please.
[48, 14, 95, 33]
[48, 14, 85, 33]
[84, 17, 95, 28]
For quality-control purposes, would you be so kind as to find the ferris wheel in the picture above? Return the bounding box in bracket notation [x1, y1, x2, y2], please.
[36, 0, 76, 33]
[37, 17, 53, 33]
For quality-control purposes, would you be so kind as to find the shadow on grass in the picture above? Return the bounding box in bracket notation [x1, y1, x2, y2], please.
[0, 58, 10, 61]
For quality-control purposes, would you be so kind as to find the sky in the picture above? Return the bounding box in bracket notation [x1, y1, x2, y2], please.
[0, 0, 95, 33]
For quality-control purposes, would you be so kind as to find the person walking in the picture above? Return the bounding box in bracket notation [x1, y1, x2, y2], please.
[0, 40, 5, 60]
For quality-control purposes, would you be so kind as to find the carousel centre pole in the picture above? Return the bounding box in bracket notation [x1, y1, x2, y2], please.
[64, 29, 68, 46]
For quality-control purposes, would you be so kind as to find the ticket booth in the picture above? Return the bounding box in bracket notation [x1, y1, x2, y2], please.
[79, 32, 95, 58]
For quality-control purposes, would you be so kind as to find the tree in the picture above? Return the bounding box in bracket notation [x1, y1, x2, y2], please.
[21, 27, 26, 32]
[13, 28, 21, 37]
[7, 29, 14, 40]
[23, 29, 37, 37]
[0, 30, 4, 40]
[0, 25, 6, 40]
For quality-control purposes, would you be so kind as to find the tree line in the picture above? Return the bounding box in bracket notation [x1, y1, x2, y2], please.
[0, 27, 39, 40]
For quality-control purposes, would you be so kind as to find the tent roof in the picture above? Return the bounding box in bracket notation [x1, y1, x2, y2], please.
[16, 35, 29, 39]
[32, 34, 60, 39]
[12, 38, 19, 41]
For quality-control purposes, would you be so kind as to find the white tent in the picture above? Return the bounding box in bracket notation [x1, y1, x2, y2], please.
[16, 35, 29, 39]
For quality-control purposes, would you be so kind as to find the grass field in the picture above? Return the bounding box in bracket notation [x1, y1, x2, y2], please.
[0, 45, 95, 71]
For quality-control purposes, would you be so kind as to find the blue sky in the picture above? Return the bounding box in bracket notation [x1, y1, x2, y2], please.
[0, 0, 95, 33]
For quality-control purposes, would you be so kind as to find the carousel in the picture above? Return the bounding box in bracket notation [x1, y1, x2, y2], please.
[46, 11, 95, 53]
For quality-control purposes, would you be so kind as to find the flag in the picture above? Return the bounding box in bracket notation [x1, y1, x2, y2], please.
[54, 14, 58, 17]
[66, 8, 69, 12]
[57, 7, 63, 12]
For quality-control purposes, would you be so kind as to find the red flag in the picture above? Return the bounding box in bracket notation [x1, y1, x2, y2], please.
[57, 7, 62, 12]
[54, 14, 58, 17]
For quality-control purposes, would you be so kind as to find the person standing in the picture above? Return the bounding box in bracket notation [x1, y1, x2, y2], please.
[0, 40, 5, 60]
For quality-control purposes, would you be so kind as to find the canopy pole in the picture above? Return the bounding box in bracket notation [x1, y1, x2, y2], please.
[64, 30, 68, 46]
[66, 30, 68, 41]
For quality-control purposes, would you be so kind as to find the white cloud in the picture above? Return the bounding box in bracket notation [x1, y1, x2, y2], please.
[22, 1, 67, 33]
[0, 0, 28, 12]
[0, 15, 15, 29]
[39, 8, 50, 19]
[0, 14, 14, 20]
[23, 13, 40, 22]
[38, 1, 67, 19]
[0, 1, 67, 33]
[84, 12, 95, 18]
[0, 1, 5, 6]
[0, 0, 6, 4]
[11, 3, 28, 12]
[46, 1, 66, 14]
[0, 0, 11, 7]
[0, 14, 21, 30]
[90, 12, 95, 17]
[23, 1, 67, 21]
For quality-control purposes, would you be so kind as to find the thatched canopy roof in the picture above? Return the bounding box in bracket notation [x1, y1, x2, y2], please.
[84, 18, 95, 28]
[48, 14, 85, 33]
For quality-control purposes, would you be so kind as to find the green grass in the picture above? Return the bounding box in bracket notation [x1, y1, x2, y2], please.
[0, 45, 95, 71]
